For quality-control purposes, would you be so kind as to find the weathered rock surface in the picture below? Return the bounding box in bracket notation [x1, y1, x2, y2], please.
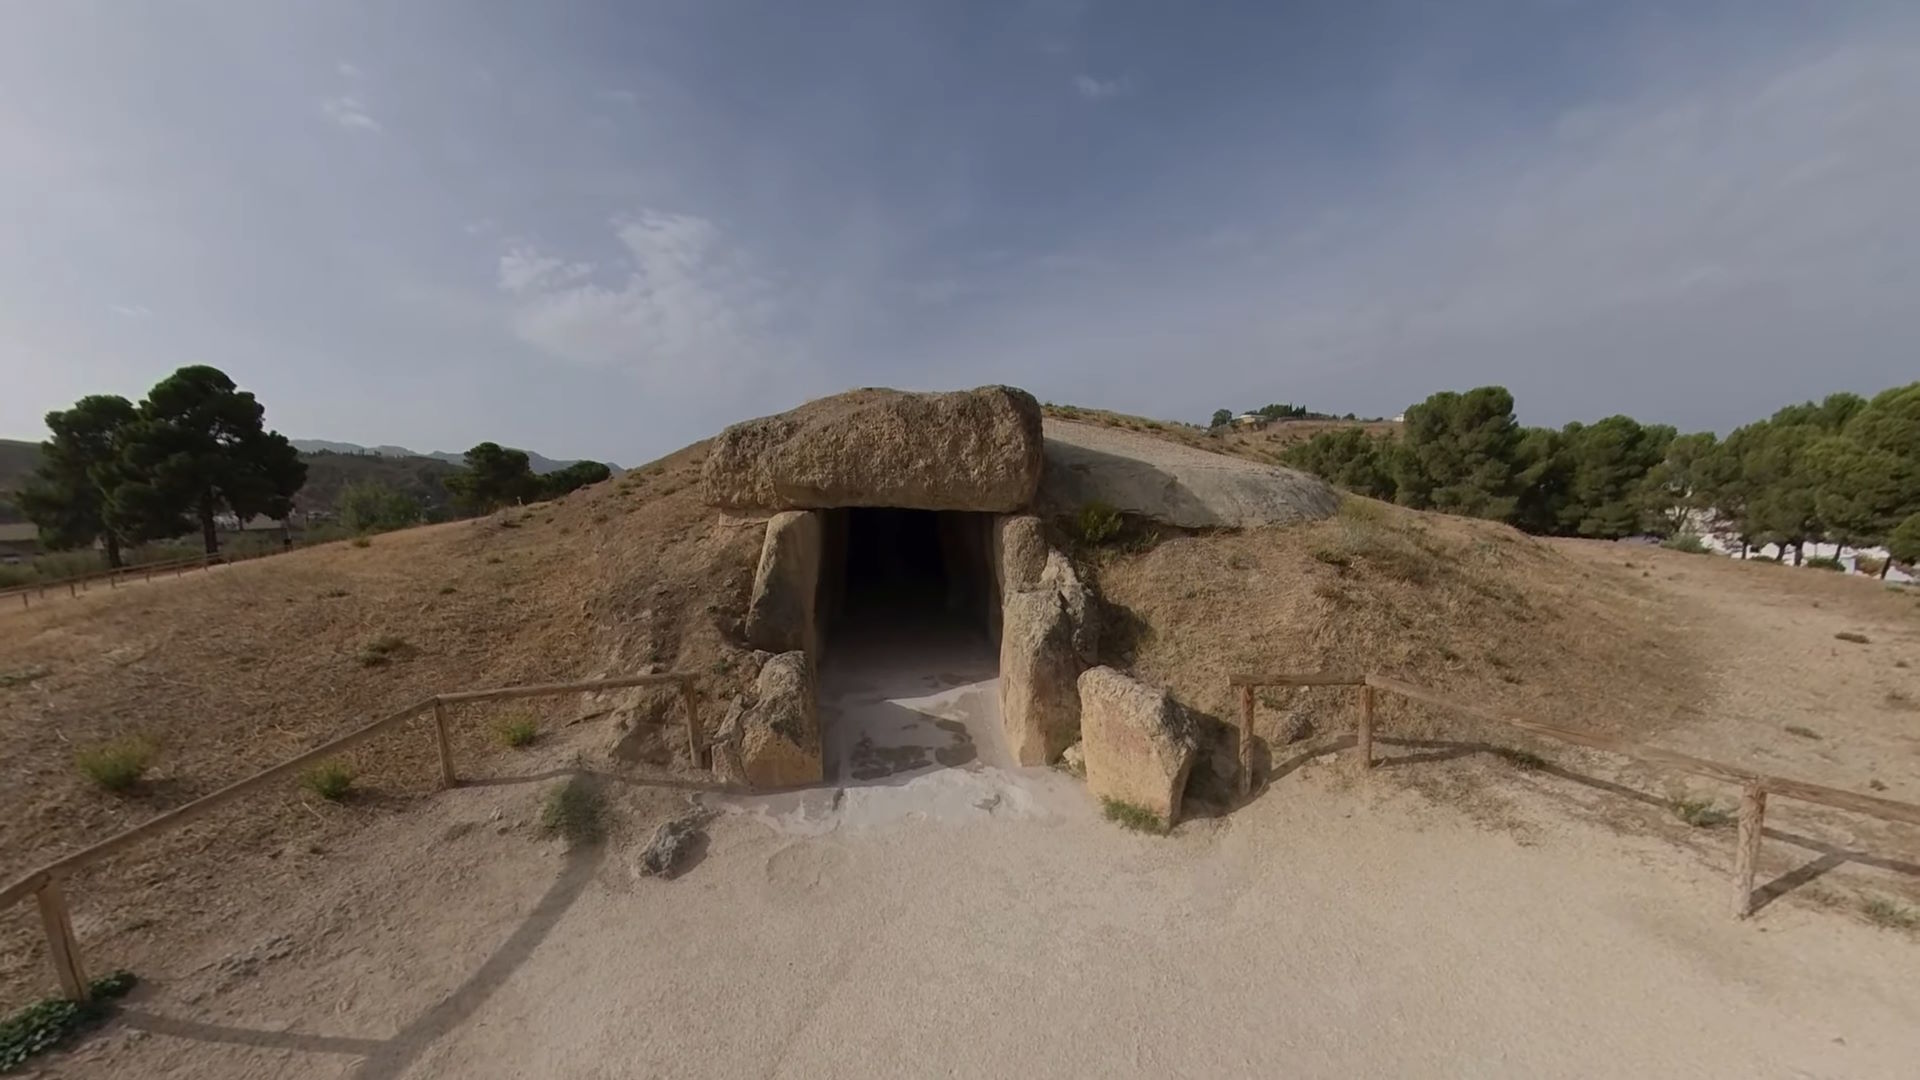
[998, 588, 1083, 766]
[637, 808, 711, 878]
[1078, 666, 1198, 831]
[993, 514, 1050, 593]
[744, 511, 822, 656]
[704, 386, 1044, 512]
[1040, 419, 1340, 528]
[711, 652, 822, 788]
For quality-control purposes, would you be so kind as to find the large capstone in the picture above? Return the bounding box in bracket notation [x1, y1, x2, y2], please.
[703, 386, 1044, 513]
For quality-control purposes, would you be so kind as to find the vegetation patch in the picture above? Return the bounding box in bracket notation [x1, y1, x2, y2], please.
[0, 969, 137, 1072]
[1862, 897, 1920, 932]
[1101, 797, 1164, 834]
[349, 536, 373, 549]
[0, 666, 50, 689]
[355, 634, 410, 667]
[1805, 556, 1844, 571]
[1783, 724, 1822, 740]
[1660, 533, 1708, 554]
[540, 777, 605, 844]
[1070, 501, 1123, 547]
[1671, 798, 1733, 829]
[1833, 632, 1870, 645]
[74, 735, 156, 791]
[301, 760, 355, 801]
[494, 715, 539, 748]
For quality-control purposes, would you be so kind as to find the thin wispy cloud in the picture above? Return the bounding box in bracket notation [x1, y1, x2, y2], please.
[109, 304, 153, 318]
[336, 60, 364, 79]
[319, 96, 379, 132]
[1074, 74, 1128, 101]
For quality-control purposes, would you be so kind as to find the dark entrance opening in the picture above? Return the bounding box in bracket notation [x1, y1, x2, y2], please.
[815, 507, 1006, 784]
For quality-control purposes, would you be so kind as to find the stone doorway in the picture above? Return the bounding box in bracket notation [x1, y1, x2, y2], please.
[816, 508, 1009, 785]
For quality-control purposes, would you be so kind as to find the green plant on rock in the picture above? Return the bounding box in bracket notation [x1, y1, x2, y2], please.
[1101, 797, 1164, 834]
[1071, 501, 1124, 547]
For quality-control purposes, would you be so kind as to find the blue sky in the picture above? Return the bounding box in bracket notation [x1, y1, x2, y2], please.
[3, 1, 1917, 464]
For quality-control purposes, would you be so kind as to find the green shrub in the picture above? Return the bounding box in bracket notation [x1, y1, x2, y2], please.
[1671, 798, 1732, 828]
[338, 480, 424, 535]
[301, 760, 355, 801]
[74, 736, 156, 791]
[495, 715, 539, 748]
[540, 778, 604, 844]
[1070, 502, 1123, 547]
[356, 634, 409, 666]
[0, 970, 136, 1071]
[1661, 533, 1708, 554]
[1805, 556, 1843, 571]
[1101, 797, 1164, 833]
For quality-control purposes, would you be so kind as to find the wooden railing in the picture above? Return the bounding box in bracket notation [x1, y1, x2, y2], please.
[1, 673, 704, 1001]
[1233, 671, 1920, 920]
[2, 544, 294, 610]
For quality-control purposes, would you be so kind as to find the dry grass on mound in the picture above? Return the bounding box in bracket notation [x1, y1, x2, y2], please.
[1090, 497, 1702, 768]
[0, 441, 767, 1011]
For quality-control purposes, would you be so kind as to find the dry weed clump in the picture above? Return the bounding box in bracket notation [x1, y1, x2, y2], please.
[74, 736, 156, 792]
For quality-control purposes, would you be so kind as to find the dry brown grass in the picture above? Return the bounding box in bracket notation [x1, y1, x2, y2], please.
[1091, 496, 1703, 770]
[0, 438, 766, 1011]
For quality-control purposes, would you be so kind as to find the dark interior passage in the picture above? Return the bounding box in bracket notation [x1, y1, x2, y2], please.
[819, 507, 999, 645]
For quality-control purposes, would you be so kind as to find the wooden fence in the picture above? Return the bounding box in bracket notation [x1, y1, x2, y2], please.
[1233, 671, 1920, 920]
[0, 673, 703, 1002]
[2, 545, 294, 610]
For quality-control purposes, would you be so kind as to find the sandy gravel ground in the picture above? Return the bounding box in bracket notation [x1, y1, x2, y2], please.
[36, 640, 1920, 1080]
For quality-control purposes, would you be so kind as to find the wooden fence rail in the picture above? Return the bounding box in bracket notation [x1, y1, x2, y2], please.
[1234, 670, 1920, 920]
[1, 545, 298, 610]
[0, 672, 702, 1001]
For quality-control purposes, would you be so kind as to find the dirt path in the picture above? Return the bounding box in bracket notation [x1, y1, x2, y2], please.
[37, 716, 1920, 1079]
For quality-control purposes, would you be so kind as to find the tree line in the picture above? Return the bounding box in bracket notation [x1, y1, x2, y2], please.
[15, 366, 616, 566]
[1280, 382, 1920, 573]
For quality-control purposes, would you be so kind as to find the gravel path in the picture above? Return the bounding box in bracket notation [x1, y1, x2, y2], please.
[1040, 419, 1338, 528]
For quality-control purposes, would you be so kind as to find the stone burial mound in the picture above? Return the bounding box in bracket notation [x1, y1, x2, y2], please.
[695, 384, 1336, 829]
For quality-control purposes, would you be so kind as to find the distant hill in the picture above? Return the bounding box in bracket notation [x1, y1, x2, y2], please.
[289, 439, 617, 476]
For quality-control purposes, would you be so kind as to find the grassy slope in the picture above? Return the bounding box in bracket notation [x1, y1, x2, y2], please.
[0, 441, 765, 1009]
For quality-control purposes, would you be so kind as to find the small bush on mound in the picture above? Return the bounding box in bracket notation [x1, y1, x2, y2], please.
[1805, 556, 1844, 571]
[0, 969, 137, 1071]
[1661, 533, 1708, 554]
[1101, 797, 1163, 834]
[75, 736, 155, 791]
[541, 778, 604, 844]
[1671, 798, 1732, 828]
[349, 536, 372, 549]
[302, 760, 355, 801]
[1862, 897, 1920, 932]
[494, 715, 538, 748]
[1070, 501, 1123, 547]
[356, 635, 409, 667]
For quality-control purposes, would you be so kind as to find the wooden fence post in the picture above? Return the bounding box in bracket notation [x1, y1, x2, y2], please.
[1237, 685, 1255, 797]
[679, 679, 703, 767]
[1357, 685, 1375, 769]
[1733, 783, 1767, 918]
[36, 879, 88, 1001]
[432, 700, 456, 789]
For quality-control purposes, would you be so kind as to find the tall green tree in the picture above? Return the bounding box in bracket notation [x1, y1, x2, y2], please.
[1510, 426, 1572, 535]
[108, 366, 308, 555]
[1888, 512, 1920, 570]
[1639, 431, 1719, 538]
[1208, 408, 1233, 429]
[1393, 386, 1523, 520]
[14, 395, 138, 568]
[338, 481, 424, 534]
[1557, 417, 1674, 538]
[445, 442, 540, 514]
[1281, 428, 1397, 499]
[543, 460, 614, 498]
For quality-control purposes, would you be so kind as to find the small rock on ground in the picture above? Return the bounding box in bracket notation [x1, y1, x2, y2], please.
[639, 809, 712, 878]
